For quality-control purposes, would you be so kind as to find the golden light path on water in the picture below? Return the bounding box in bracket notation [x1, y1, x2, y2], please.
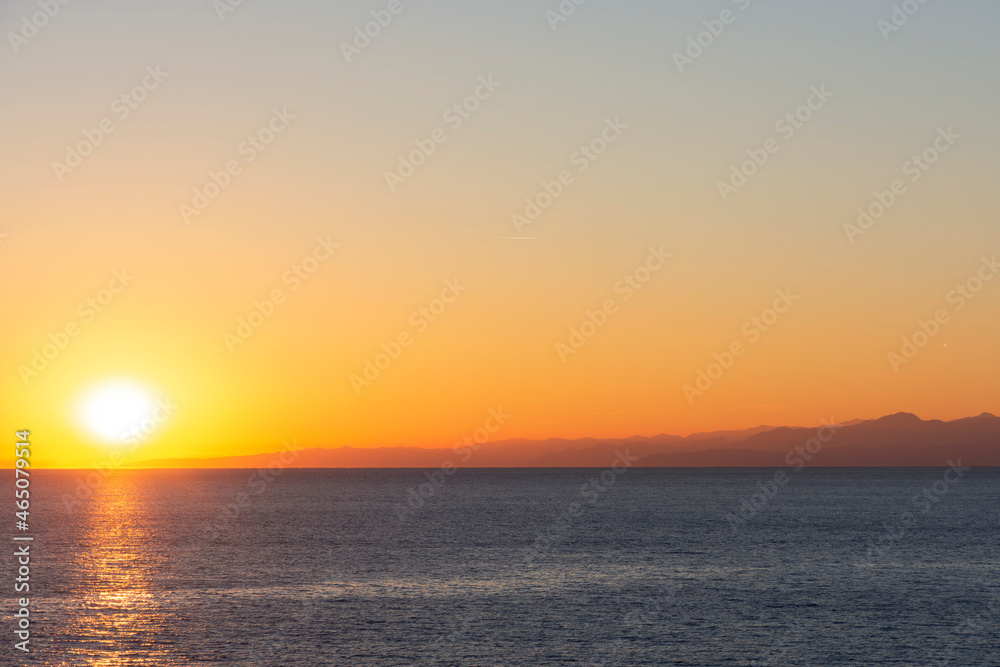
[62, 473, 177, 666]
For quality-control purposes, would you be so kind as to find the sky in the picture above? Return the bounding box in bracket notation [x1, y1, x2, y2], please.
[2, 0, 999, 467]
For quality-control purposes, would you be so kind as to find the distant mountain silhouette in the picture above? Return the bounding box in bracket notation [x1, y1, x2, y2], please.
[126, 413, 1000, 468]
[638, 412, 1000, 467]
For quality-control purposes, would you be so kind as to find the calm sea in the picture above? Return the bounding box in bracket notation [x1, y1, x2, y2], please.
[4, 467, 999, 666]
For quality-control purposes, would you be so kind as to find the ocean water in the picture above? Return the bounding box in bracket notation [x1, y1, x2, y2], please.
[5, 467, 1000, 666]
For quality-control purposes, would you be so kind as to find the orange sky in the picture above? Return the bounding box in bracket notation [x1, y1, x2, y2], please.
[2, 1, 999, 467]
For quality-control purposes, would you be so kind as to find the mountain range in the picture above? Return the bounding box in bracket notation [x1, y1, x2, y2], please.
[128, 412, 1000, 468]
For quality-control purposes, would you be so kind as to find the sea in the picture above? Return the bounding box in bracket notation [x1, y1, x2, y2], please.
[4, 467, 999, 666]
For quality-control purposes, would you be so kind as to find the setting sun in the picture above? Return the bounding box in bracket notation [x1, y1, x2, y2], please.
[78, 382, 156, 444]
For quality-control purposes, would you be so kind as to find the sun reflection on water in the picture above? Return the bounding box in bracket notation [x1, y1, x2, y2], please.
[61, 473, 178, 666]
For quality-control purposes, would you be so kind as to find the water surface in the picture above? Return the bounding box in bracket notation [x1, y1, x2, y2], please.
[6, 468, 999, 665]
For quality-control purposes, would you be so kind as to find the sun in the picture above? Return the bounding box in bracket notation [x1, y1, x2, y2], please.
[79, 381, 157, 443]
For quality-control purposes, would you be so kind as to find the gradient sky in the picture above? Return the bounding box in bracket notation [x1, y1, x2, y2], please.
[2, 0, 999, 466]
